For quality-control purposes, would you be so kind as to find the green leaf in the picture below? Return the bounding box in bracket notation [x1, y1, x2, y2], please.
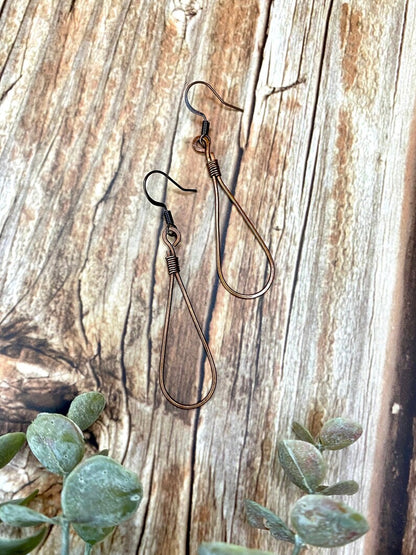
[319, 418, 363, 450]
[277, 440, 326, 493]
[291, 494, 369, 547]
[198, 542, 275, 555]
[26, 413, 85, 476]
[0, 504, 55, 527]
[62, 455, 142, 527]
[13, 490, 39, 506]
[67, 392, 106, 431]
[0, 491, 39, 523]
[0, 432, 26, 468]
[291, 422, 316, 445]
[72, 522, 115, 545]
[0, 527, 47, 554]
[317, 480, 359, 496]
[245, 499, 295, 543]
[0, 490, 39, 512]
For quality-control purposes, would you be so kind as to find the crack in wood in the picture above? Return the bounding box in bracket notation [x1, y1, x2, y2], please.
[280, 133, 320, 380]
[241, 0, 274, 147]
[119, 284, 133, 465]
[264, 76, 306, 100]
[0, 74, 22, 102]
[393, 0, 410, 105]
[186, 413, 200, 555]
[135, 454, 157, 554]
[0, 0, 31, 83]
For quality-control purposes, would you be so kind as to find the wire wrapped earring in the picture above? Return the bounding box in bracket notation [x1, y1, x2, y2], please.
[184, 80, 275, 300]
[143, 170, 217, 410]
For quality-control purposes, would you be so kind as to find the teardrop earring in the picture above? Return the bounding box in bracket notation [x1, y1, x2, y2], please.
[143, 170, 217, 410]
[184, 80, 275, 300]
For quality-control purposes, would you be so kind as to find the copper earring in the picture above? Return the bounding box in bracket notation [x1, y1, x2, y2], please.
[184, 80, 275, 300]
[143, 170, 217, 410]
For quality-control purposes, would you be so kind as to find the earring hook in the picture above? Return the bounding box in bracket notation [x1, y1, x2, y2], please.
[184, 81, 243, 123]
[143, 170, 197, 211]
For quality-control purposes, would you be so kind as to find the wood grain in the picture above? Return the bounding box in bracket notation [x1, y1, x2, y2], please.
[1, 1, 416, 554]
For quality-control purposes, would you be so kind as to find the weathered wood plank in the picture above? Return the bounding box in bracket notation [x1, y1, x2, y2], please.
[403, 420, 416, 554]
[0, 1, 415, 554]
[393, 108, 416, 554]
[186, 4, 416, 555]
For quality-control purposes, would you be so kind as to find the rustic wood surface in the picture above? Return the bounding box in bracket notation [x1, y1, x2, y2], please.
[1, 1, 416, 554]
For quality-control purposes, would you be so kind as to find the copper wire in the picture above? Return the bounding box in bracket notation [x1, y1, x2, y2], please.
[200, 136, 275, 300]
[158, 227, 217, 410]
[184, 81, 275, 300]
[143, 170, 217, 410]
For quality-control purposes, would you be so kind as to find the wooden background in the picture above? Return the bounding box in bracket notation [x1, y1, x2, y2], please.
[0, 0, 415, 553]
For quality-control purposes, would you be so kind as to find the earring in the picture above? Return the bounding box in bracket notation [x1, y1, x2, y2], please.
[184, 81, 275, 300]
[143, 170, 217, 410]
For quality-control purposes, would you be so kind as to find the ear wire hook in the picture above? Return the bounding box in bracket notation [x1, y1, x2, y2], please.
[143, 169, 197, 209]
[184, 81, 275, 300]
[143, 170, 217, 410]
[184, 80, 243, 118]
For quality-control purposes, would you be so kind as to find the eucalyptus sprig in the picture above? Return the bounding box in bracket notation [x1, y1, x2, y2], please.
[246, 417, 368, 553]
[199, 417, 369, 555]
[0, 391, 142, 555]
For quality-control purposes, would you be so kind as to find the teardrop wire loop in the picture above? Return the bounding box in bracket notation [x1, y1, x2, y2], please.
[184, 81, 275, 300]
[203, 136, 275, 299]
[143, 170, 217, 410]
[160, 228, 217, 409]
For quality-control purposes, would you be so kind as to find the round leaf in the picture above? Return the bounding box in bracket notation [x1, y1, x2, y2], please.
[67, 392, 106, 431]
[319, 418, 362, 450]
[0, 433, 26, 468]
[278, 440, 326, 493]
[62, 455, 142, 527]
[0, 504, 55, 527]
[291, 494, 369, 547]
[72, 522, 115, 545]
[27, 414, 85, 476]
[198, 543, 275, 555]
[0, 527, 47, 555]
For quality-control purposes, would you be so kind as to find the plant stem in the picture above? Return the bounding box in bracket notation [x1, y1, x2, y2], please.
[291, 535, 306, 555]
[84, 543, 93, 555]
[61, 519, 70, 555]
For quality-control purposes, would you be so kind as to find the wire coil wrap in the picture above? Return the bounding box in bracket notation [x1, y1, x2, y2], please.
[207, 158, 221, 177]
[166, 254, 180, 275]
